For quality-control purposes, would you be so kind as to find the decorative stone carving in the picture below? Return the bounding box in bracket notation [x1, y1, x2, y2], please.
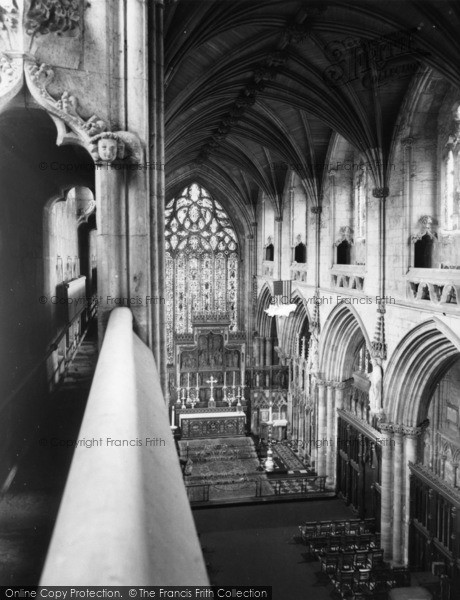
[252, 274, 258, 317]
[411, 215, 437, 242]
[0, 1, 19, 33]
[370, 299, 387, 362]
[0, 54, 23, 104]
[334, 225, 354, 247]
[372, 187, 389, 198]
[401, 136, 414, 148]
[25, 60, 107, 145]
[25, 0, 81, 37]
[369, 364, 383, 414]
[89, 132, 126, 164]
[1, 1, 83, 53]
[15, 59, 142, 162]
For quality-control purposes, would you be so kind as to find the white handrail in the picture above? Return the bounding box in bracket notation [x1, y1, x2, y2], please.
[40, 307, 208, 585]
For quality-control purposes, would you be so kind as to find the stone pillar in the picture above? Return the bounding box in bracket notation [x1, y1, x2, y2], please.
[392, 427, 405, 564]
[316, 380, 327, 477]
[258, 336, 264, 368]
[96, 169, 128, 342]
[148, 0, 167, 394]
[332, 381, 347, 488]
[380, 423, 394, 560]
[326, 383, 335, 487]
[403, 427, 421, 564]
[275, 216, 283, 280]
[265, 338, 272, 366]
[253, 335, 260, 367]
[125, 0, 150, 345]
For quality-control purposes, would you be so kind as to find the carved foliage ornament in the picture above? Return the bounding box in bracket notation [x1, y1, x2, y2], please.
[411, 215, 437, 243]
[334, 225, 353, 247]
[25, 0, 81, 37]
[0, 1, 82, 41]
[15, 59, 142, 164]
[0, 1, 19, 32]
[0, 53, 22, 100]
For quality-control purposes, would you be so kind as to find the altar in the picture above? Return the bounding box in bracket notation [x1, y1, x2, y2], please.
[179, 409, 246, 439]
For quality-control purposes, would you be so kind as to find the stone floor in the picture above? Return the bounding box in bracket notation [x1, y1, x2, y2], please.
[0, 323, 98, 585]
[193, 498, 356, 600]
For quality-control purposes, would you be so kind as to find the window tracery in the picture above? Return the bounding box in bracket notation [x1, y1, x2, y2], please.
[165, 183, 239, 363]
[444, 146, 459, 232]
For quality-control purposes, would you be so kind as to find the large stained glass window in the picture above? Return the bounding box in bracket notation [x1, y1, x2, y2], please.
[165, 183, 239, 363]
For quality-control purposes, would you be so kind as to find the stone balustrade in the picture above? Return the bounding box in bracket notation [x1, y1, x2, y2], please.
[330, 264, 365, 290]
[406, 267, 460, 306]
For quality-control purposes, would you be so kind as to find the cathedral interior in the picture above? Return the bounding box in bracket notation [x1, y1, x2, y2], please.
[1, 0, 460, 598]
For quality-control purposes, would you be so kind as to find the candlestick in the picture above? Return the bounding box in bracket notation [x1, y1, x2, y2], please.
[186, 372, 191, 402]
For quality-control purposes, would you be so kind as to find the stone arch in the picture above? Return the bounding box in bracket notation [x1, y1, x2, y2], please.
[255, 282, 273, 339]
[280, 288, 312, 356]
[318, 302, 372, 381]
[384, 318, 460, 427]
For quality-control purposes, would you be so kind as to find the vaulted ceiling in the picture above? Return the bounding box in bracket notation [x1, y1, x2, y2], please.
[164, 0, 460, 219]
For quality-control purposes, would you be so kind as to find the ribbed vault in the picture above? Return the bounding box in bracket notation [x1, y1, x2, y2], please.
[165, 0, 460, 218]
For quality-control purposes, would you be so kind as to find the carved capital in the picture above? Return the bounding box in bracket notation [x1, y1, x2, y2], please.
[402, 425, 422, 438]
[311, 206, 322, 214]
[392, 424, 406, 437]
[401, 137, 415, 148]
[372, 187, 389, 198]
[333, 381, 349, 390]
[379, 422, 394, 434]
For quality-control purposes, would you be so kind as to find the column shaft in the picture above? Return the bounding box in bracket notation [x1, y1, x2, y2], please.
[316, 382, 327, 477]
[258, 337, 264, 368]
[148, 0, 167, 394]
[253, 335, 260, 367]
[326, 384, 335, 486]
[392, 431, 404, 564]
[265, 337, 272, 366]
[380, 425, 394, 560]
[403, 432, 419, 564]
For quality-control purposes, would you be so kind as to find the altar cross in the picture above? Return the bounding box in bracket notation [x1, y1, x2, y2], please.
[206, 375, 218, 403]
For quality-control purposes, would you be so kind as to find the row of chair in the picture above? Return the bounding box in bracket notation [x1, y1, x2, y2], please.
[331, 566, 411, 599]
[300, 517, 376, 538]
[319, 549, 385, 574]
[301, 531, 381, 554]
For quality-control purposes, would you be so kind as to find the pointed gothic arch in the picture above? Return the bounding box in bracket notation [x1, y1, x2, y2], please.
[255, 283, 273, 339]
[280, 289, 312, 356]
[384, 318, 460, 426]
[319, 303, 372, 381]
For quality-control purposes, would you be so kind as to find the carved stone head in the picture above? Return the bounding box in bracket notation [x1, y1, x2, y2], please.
[117, 137, 126, 160]
[98, 137, 118, 162]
